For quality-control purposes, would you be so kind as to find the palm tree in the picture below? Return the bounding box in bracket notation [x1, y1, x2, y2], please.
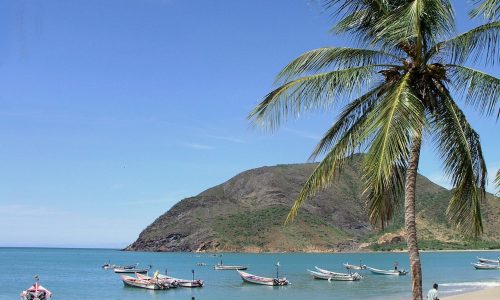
[249, 1, 499, 299]
[496, 170, 500, 195]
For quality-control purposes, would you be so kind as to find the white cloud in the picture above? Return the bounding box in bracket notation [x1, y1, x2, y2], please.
[206, 135, 245, 144]
[182, 142, 215, 150]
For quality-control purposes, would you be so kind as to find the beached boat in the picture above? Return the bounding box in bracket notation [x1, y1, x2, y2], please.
[472, 262, 500, 270]
[477, 257, 500, 264]
[307, 269, 362, 281]
[120, 274, 175, 290]
[214, 263, 247, 270]
[114, 264, 151, 274]
[366, 266, 407, 275]
[20, 277, 52, 300]
[237, 270, 289, 286]
[343, 262, 367, 270]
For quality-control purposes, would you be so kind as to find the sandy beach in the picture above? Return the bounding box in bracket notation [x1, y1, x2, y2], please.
[442, 286, 500, 299]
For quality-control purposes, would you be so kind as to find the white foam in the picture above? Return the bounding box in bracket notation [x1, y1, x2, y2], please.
[440, 281, 500, 288]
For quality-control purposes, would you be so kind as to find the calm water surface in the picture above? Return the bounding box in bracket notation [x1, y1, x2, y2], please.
[2, 248, 499, 300]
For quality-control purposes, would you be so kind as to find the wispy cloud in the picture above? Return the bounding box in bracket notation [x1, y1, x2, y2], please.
[284, 127, 321, 140]
[206, 135, 245, 144]
[182, 142, 215, 150]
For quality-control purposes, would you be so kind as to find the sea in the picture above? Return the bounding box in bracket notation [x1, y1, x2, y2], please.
[2, 248, 499, 300]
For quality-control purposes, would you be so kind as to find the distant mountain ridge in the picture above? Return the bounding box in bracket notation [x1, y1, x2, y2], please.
[126, 155, 500, 252]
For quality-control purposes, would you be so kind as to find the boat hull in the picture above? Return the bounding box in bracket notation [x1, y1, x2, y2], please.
[366, 267, 407, 275]
[157, 275, 204, 288]
[121, 275, 171, 290]
[20, 284, 52, 300]
[343, 263, 366, 270]
[308, 269, 361, 281]
[214, 264, 247, 270]
[114, 268, 149, 274]
[477, 257, 500, 264]
[472, 263, 500, 270]
[237, 270, 289, 286]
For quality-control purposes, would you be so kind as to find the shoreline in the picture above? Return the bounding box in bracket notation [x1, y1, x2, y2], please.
[442, 286, 500, 299]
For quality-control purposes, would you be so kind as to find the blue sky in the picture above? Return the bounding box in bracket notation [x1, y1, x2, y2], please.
[0, 0, 498, 248]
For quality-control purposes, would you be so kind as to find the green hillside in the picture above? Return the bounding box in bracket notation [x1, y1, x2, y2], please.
[126, 155, 500, 252]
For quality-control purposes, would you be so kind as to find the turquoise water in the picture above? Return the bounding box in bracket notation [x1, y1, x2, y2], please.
[2, 248, 499, 299]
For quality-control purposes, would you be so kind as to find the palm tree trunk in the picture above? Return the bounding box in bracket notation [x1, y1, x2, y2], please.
[405, 136, 423, 300]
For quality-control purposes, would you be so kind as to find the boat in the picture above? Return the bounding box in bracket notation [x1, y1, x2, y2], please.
[114, 264, 151, 274]
[472, 262, 500, 270]
[343, 262, 367, 270]
[102, 261, 118, 269]
[20, 277, 52, 300]
[237, 270, 289, 286]
[307, 269, 362, 281]
[158, 274, 204, 288]
[120, 274, 176, 290]
[477, 257, 500, 264]
[314, 266, 351, 276]
[366, 266, 407, 275]
[214, 263, 247, 270]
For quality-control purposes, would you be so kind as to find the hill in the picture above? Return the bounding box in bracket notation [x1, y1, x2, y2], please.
[126, 155, 500, 252]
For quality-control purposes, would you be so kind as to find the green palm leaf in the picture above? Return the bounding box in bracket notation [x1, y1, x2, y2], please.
[470, 0, 499, 20]
[363, 73, 425, 227]
[427, 22, 500, 65]
[249, 65, 380, 130]
[276, 47, 402, 84]
[431, 81, 487, 237]
[309, 84, 389, 160]
[445, 65, 500, 117]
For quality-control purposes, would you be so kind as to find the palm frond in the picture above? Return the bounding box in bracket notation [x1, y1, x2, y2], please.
[276, 47, 402, 84]
[363, 73, 426, 228]
[248, 65, 380, 130]
[445, 64, 500, 117]
[309, 84, 388, 161]
[374, 0, 454, 50]
[495, 169, 500, 195]
[427, 22, 500, 65]
[431, 81, 487, 237]
[285, 106, 372, 224]
[469, 0, 500, 20]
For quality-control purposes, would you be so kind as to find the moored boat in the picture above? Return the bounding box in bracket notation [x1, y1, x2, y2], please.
[314, 266, 351, 276]
[477, 257, 500, 264]
[158, 274, 204, 287]
[343, 262, 367, 270]
[20, 276, 52, 300]
[307, 269, 362, 281]
[114, 264, 151, 274]
[120, 274, 175, 290]
[366, 266, 407, 275]
[472, 262, 500, 270]
[214, 263, 247, 270]
[237, 270, 289, 286]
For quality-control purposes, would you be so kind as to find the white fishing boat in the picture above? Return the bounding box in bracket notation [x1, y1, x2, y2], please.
[314, 266, 351, 276]
[237, 270, 289, 286]
[477, 257, 500, 264]
[307, 269, 362, 281]
[158, 275, 204, 287]
[366, 266, 407, 275]
[121, 274, 175, 290]
[214, 263, 247, 270]
[472, 262, 500, 270]
[114, 264, 151, 274]
[20, 276, 52, 300]
[343, 262, 367, 270]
